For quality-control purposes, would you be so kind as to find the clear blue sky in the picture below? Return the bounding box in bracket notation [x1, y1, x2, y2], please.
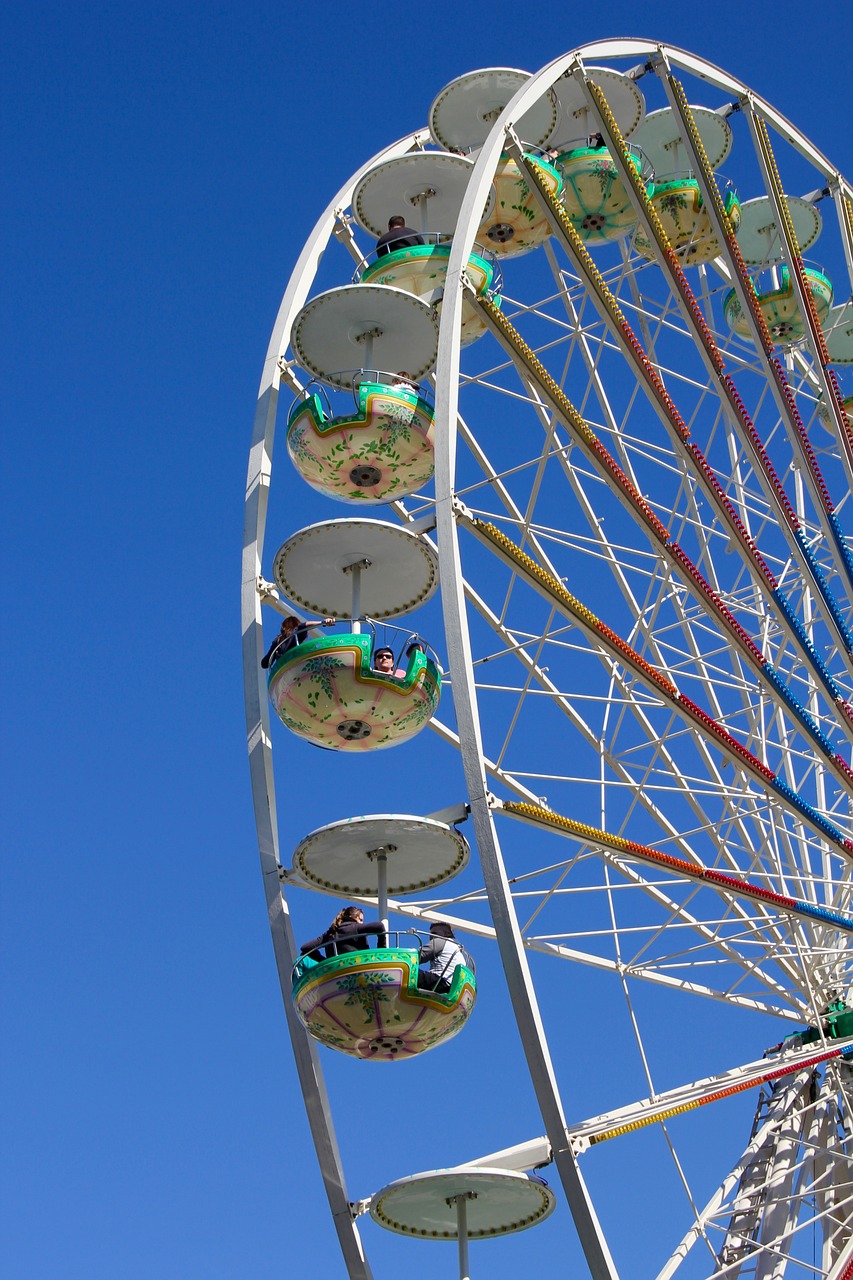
[4, 2, 853, 1277]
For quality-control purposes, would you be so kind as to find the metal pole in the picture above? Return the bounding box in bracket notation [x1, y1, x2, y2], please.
[376, 850, 388, 936]
[455, 1195, 470, 1280]
[351, 562, 361, 634]
[413, 190, 433, 236]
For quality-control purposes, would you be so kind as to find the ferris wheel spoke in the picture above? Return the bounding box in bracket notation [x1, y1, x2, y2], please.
[426, 713, 546, 805]
[568, 66, 853, 601]
[499, 803, 850, 993]
[455, 511, 853, 872]
[378, 875, 803, 1013]
[457, 554, 849, 921]
[472, 288, 853, 742]
[456, 567, 758, 873]
[458, 417, 653, 633]
[567, 1040, 853, 1151]
[495, 150, 853, 691]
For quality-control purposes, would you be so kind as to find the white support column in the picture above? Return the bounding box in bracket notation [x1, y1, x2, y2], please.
[376, 850, 389, 936]
[453, 1194, 471, 1280]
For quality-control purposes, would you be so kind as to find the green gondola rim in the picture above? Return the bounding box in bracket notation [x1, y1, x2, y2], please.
[266, 631, 441, 693]
[286, 382, 435, 437]
[359, 243, 496, 292]
[292, 945, 476, 1005]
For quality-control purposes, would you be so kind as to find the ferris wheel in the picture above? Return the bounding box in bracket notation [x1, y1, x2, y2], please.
[242, 39, 853, 1280]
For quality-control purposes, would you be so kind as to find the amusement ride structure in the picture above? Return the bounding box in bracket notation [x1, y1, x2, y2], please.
[242, 39, 853, 1279]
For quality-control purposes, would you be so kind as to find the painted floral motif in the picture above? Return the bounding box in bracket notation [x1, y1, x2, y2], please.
[723, 266, 833, 346]
[287, 421, 315, 465]
[589, 156, 617, 191]
[286, 388, 435, 504]
[658, 190, 689, 221]
[297, 654, 347, 705]
[506, 174, 535, 223]
[304, 1023, 352, 1051]
[337, 971, 397, 1025]
[382, 697, 433, 736]
[269, 637, 441, 752]
[292, 951, 477, 1060]
[376, 406, 416, 443]
[479, 155, 563, 258]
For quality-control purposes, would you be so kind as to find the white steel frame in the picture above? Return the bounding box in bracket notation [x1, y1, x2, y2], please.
[243, 41, 853, 1279]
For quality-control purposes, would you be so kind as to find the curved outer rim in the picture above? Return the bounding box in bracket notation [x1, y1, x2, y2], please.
[243, 39, 853, 1280]
[242, 124, 429, 1280]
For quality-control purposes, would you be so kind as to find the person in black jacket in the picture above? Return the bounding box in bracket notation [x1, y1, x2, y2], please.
[261, 614, 335, 669]
[300, 906, 388, 961]
[376, 215, 424, 257]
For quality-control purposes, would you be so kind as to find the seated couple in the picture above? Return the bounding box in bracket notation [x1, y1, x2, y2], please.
[299, 907, 465, 992]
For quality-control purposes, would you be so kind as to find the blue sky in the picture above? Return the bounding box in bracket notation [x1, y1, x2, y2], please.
[4, 2, 853, 1277]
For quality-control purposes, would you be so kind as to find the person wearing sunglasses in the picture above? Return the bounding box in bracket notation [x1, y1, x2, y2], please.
[371, 646, 405, 677]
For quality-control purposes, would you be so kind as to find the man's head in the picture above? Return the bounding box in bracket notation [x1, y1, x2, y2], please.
[430, 921, 455, 940]
[388, 215, 406, 229]
[374, 647, 395, 671]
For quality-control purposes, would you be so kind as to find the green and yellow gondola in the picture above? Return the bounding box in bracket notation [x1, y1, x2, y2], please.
[479, 153, 563, 257]
[635, 177, 741, 264]
[267, 632, 441, 750]
[724, 264, 833, 345]
[286, 381, 435, 504]
[553, 143, 644, 244]
[292, 946, 477, 1060]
